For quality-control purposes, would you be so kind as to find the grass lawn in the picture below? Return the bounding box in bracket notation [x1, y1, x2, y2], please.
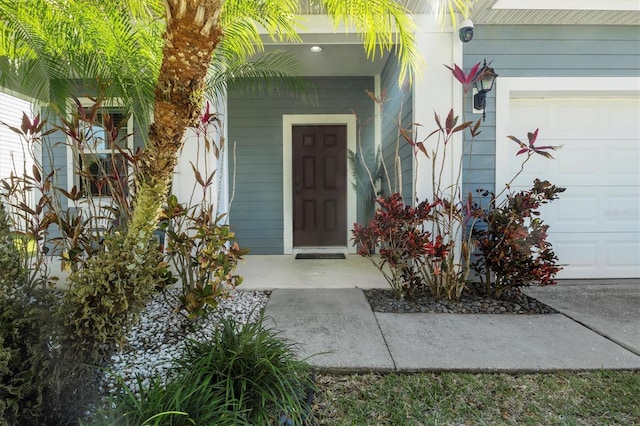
[311, 370, 639, 425]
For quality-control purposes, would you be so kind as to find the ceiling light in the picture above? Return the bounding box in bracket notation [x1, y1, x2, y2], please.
[309, 45, 323, 53]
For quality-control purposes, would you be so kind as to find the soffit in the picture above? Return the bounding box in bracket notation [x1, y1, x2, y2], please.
[297, 0, 640, 25]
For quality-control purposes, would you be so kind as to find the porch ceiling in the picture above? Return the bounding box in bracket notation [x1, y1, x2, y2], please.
[261, 34, 387, 77]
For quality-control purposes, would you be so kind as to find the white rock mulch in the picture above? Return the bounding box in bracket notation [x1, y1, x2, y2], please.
[100, 289, 269, 396]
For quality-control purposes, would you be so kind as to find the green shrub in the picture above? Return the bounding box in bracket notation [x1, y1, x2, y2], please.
[0, 288, 105, 425]
[51, 230, 169, 422]
[162, 194, 247, 320]
[0, 204, 78, 424]
[0, 293, 50, 425]
[104, 314, 315, 425]
[0, 203, 26, 297]
[61, 231, 163, 365]
[0, 202, 45, 423]
[472, 179, 565, 297]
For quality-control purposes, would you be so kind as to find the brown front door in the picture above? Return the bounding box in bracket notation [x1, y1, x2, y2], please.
[293, 125, 347, 247]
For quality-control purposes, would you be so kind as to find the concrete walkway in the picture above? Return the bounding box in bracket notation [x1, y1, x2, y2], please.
[237, 255, 388, 290]
[524, 280, 640, 357]
[263, 284, 640, 372]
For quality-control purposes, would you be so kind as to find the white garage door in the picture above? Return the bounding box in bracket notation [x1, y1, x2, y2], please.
[498, 97, 640, 279]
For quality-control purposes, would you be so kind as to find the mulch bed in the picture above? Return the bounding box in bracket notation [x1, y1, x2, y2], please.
[364, 285, 557, 314]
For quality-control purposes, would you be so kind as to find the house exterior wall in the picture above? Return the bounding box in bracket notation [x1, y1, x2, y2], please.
[380, 52, 413, 202]
[228, 76, 375, 254]
[42, 108, 70, 208]
[0, 92, 33, 182]
[462, 24, 640, 197]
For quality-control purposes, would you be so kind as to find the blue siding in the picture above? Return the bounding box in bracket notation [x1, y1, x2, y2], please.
[380, 52, 413, 203]
[463, 25, 640, 198]
[228, 77, 375, 254]
[39, 107, 70, 209]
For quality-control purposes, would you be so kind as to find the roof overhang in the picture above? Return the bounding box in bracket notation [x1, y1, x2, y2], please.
[254, 1, 640, 78]
[297, 0, 640, 25]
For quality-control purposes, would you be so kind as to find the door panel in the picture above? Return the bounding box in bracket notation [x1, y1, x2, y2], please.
[293, 125, 347, 246]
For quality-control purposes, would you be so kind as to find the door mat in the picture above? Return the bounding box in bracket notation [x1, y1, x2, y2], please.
[295, 253, 346, 260]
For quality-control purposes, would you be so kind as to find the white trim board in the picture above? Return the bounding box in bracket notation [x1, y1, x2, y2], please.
[282, 114, 357, 255]
[493, 0, 640, 11]
[495, 77, 640, 193]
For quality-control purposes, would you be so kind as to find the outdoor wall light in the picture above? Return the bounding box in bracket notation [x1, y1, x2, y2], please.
[309, 45, 323, 53]
[473, 59, 498, 121]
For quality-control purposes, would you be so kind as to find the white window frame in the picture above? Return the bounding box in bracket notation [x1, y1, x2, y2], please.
[66, 97, 134, 199]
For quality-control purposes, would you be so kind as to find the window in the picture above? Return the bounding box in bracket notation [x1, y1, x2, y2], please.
[70, 100, 134, 197]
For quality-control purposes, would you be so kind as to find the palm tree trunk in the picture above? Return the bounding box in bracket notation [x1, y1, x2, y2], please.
[129, 0, 222, 238]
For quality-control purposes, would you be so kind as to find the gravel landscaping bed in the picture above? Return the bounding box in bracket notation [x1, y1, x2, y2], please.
[365, 286, 558, 314]
[100, 288, 270, 396]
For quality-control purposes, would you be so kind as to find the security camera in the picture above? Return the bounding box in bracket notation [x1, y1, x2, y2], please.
[459, 19, 474, 42]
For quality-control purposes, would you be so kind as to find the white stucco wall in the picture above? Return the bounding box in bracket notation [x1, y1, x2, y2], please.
[412, 14, 463, 204]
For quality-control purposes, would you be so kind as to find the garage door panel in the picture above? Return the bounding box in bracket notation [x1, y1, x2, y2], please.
[506, 139, 638, 187]
[510, 98, 639, 140]
[502, 96, 639, 279]
[601, 191, 640, 233]
[532, 186, 640, 234]
[605, 101, 640, 137]
[550, 193, 594, 225]
[607, 241, 640, 268]
[607, 143, 640, 179]
[552, 238, 597, 273]
[551, 233, 640, 279]
[533, 191, 597, 231]
[601, 236, 639, 278]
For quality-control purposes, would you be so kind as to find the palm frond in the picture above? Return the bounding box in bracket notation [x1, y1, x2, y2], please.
[0, 0, 72, 104]
[321, 0, 423, 85]
[0, 0, 162, 134]
[1, 0, 476, 127]
[62, 1, 161, 131]
[118, 0, 164, 20]
[429, 0, 475, 28]
[208, 50, 316, 105]
[219, 0, 302, 61]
